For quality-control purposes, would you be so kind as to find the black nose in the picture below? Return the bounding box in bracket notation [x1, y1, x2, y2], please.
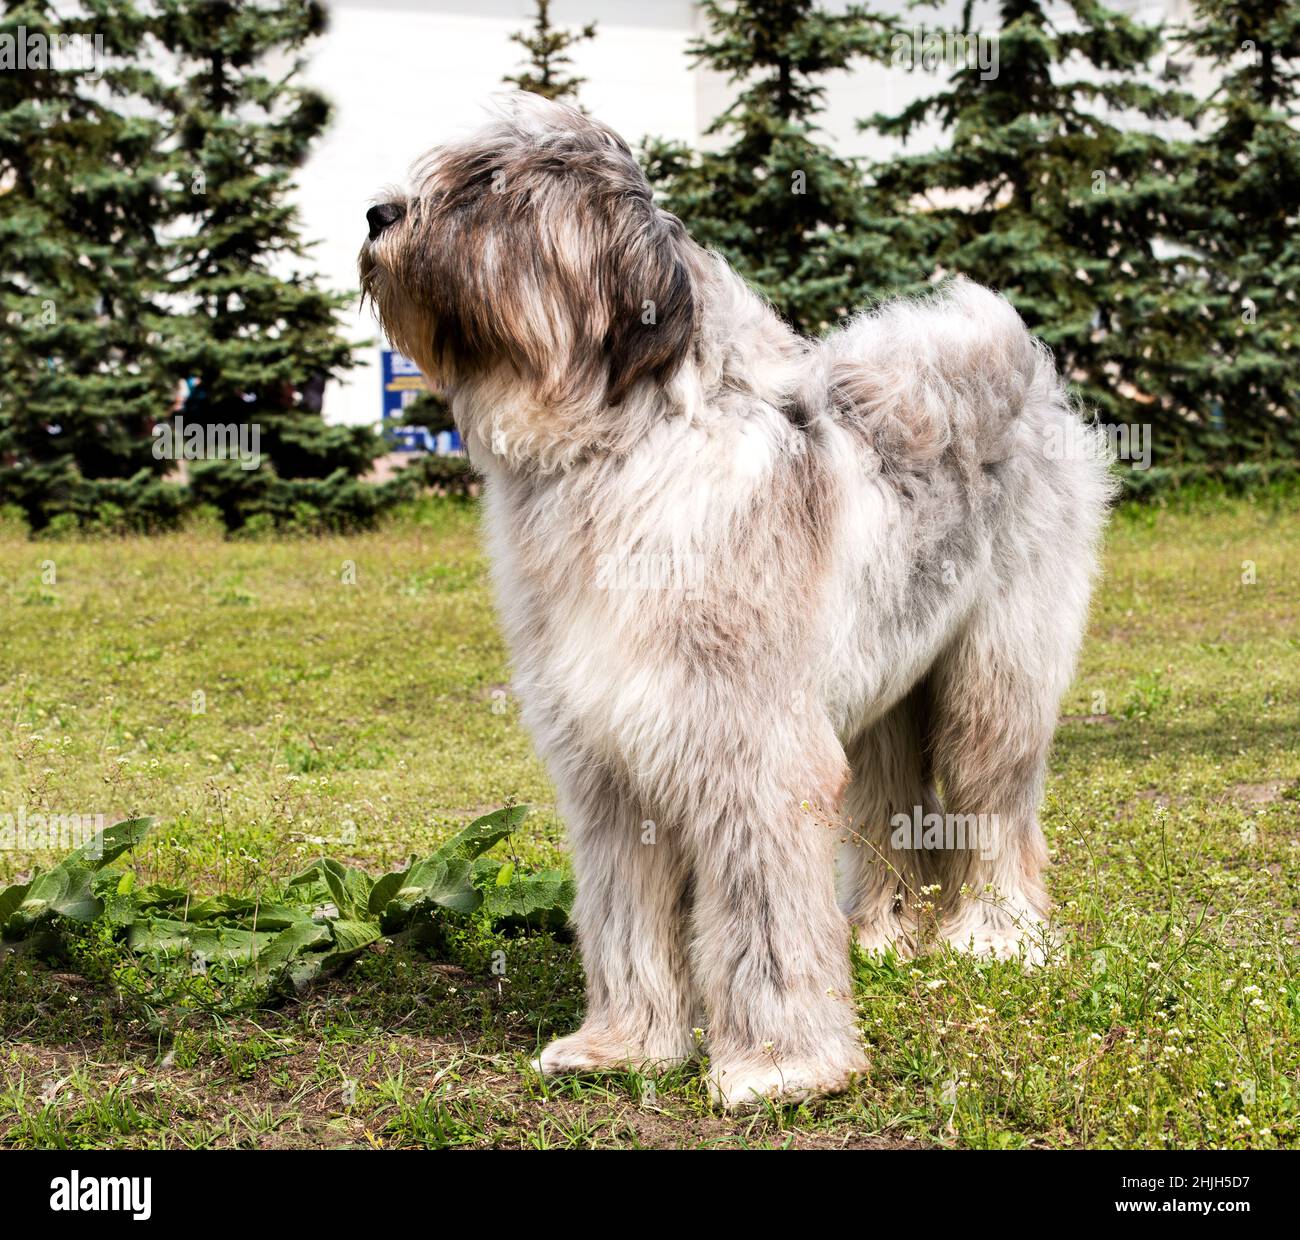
[367, 203, 403, 241]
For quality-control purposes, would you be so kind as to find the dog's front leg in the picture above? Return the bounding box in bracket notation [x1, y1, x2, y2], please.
[671, 707, 869, 1110]
[534, 765, 696, 1077]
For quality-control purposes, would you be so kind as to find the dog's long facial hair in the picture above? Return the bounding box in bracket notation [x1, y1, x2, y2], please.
[362, 94, 1114, 1109]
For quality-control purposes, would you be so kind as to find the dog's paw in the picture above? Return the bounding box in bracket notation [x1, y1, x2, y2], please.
[940, 916, 1056, 968]
[533, 1026, 690, 1077]
[849, 911, 917, 960]
[707, 1046, 868, 1111]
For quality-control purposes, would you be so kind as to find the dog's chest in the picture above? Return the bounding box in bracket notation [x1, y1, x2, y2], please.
[483, 474, 632, 674]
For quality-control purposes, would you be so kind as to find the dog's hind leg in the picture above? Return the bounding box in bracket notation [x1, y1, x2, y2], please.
[923, 572, 1090, 966]
[838, 685, 938, 956]
[534, 764, 696, 1077]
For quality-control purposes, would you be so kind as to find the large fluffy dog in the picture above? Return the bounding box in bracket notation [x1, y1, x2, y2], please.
[361, 95, 1113, 1109]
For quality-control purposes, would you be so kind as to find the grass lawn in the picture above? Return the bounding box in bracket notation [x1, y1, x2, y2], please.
[0, 493, 1296, 1149]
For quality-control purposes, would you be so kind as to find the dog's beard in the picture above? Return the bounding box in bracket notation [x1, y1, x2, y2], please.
[357, 245, 377, 306]
[357, 243, 389, 338]
[359, 243, 443, 384]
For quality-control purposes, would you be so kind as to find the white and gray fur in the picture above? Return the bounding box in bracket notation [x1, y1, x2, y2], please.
[361, 95, 1115, 1109]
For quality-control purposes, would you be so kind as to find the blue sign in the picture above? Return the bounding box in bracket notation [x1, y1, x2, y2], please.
[380, 349, 462, 454]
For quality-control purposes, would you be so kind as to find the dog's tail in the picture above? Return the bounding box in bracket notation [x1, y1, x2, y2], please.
[819, 277, 1056, 472]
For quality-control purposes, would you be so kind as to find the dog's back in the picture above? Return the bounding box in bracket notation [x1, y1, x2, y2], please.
[814, 278, 1063, 475]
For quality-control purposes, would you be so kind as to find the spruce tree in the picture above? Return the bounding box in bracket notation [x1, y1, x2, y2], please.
[504, 0, 596, 103]
[148, 0, 378, 530]
[864, 2, 1201, 449]
[642, 0, 915, 338]
[0, 0, 178, 530]
[1171, 0, 1300, 458]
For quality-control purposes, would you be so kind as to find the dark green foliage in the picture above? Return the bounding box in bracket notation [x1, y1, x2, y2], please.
[864, 1, 1205, 453]
[0, 462, 188, 536]
[23, 468, 189, 536]
[149, 0, 381, 519]
[1166, 0, 1300, 459]
[0, 0, 176, 529]
[504, 0, 596, 103]
[1115, 457, 1300, 501]
[399, 454, 477, 496]
[398, 390, 455, 438]
[647, 0, 1297, 459]
[643, 0, 918, 337]
[0, 0, 394, 533]
[187, 461, 414, 535]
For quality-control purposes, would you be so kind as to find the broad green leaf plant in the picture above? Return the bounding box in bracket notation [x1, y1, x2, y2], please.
[0, 807, 572, 1002]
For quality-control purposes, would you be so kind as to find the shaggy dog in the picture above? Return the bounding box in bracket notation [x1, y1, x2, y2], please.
[361, 95, 1113, 1109]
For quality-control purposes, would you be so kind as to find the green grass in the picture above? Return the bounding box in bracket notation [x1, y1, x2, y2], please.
[0, 493, 1296, 1149]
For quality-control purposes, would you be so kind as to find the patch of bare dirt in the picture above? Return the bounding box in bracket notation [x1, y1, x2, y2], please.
[1227, 781, 1283, 806]
[1, 1035, 926, 1150]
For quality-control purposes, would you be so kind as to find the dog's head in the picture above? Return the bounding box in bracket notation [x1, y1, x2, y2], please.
[361, 95, 698, 433]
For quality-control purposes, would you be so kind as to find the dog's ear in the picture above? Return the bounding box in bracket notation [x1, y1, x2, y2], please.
[600, 209, 696, 406]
